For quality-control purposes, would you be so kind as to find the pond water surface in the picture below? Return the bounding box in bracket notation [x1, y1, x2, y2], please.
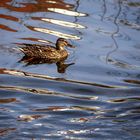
[0, 0, 140, 139]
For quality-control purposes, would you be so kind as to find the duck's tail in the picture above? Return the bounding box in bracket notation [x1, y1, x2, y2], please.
[12, 47, 25, 53]
[12, 43, 31, 53]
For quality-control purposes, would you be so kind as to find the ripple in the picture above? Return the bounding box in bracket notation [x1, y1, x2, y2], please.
[100, 55, 140, 70]
[0, 84, 98, 101]
[48, 8, 87, 17]
[0, 68, 125, 89]
[127, 2, 140, 7]
[106, 58, 140, 69]
[18, 114, 45, 122]
[32, 17, 85, 29]
[95, 28, 113, 35]
[27, 25, 81, 40]
[0, 98, 17, 104]
[124, 79, 140, 85]
[108, 97, 140, 103]
[119, 19, 140, 30]
[54, 129, 93, 135]
[19, 37, 53, 44]
[32, 105, 100, 113]
[0, 128, 16, 136]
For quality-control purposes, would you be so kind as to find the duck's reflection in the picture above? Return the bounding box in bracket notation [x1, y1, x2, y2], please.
[56, 61, 74, 73]
[19, 56, 74, 73]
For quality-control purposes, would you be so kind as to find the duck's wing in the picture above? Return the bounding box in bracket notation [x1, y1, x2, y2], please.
[40, 46, 60, 59]
[19, 44, 58, 59]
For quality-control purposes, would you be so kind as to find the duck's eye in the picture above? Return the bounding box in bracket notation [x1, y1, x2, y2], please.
[63, 41, 68, 46]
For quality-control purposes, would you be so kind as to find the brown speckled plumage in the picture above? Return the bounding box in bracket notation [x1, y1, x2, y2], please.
[19, 38, 74, 61]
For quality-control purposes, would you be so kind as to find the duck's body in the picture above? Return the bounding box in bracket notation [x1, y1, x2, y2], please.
[20, 44, 68, 61]
[19, 38, 74, 61]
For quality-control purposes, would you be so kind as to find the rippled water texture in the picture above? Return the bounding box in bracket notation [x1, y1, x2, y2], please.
[0, 0, 140, 139]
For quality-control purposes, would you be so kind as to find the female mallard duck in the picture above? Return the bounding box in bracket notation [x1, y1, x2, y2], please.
[19, 38, 75, 61]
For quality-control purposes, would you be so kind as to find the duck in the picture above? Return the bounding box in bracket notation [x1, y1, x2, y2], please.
[19, 38, 75, 62]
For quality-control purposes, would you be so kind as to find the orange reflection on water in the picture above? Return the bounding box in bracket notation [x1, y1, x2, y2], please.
[0, 98, 17, 104]
[0, 0, 74, 13]
[0, 14, 18, 22]
[0, 0, 85, 39]
[0, 24, 17, 32]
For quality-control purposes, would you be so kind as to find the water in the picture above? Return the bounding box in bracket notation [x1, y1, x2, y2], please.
[0, 0, 140, 139]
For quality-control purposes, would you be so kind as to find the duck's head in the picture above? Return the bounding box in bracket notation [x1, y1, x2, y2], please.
[56, 38, 75, 50]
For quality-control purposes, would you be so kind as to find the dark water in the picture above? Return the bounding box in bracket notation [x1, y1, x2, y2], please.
[0, 0, 140, 139]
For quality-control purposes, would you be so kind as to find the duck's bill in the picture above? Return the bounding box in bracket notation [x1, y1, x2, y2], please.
[67, 43, 75, 48]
